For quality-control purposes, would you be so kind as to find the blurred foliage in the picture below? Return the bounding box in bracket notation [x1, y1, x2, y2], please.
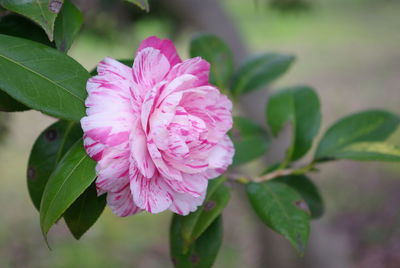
[83, 0, 178, 38]
[269, 0, 311, 11]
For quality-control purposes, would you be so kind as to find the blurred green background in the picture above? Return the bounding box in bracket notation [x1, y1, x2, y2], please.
[1, 0, 400, 267]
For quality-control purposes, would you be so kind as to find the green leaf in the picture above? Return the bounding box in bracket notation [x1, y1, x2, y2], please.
[54, 0, 83, 53]
[0, 14, 55, 46]
[125, 0, 149, 11]
[267, 86, 321, 161]
[40, 139, 96, 239]
[0, 90, 29, 112]
[231, 53, 295, 96]
[324, 142, 400, 162]
[0, 34, 90, 121]
[0, 0, 64, 41]
[231, 116, 271, 166]
[27, 120, 82, 211]
[315, 110, 399, 161]
[0, 14, 55, 111]
[190, 34, 234, 89]
[178, 177, 230, 253]
[170, 215, 223, 268]
[64, 183, 106, 240]
[275, 175, 324, 219]
[246, 180, 310, 254]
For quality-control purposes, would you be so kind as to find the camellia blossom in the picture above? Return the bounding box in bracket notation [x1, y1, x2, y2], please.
[81, 36, 234, 216]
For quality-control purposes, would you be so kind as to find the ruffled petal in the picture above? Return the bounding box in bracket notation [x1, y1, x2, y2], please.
[147, 133, 183, 181]
[107, 184, 142, 217]
[169, 191, 206, 216]
[130, 119, 156, 178]
[137, 36, 181, 67]
[166, 57, 210, 87]
[132, 47, 170, 92]
[81, 57, 135, 147]
[95, 146, 131, 193]
[165, 173, 208, 197]
[129, 167, 173, 214]
[207, 135, 235, 177]
[181, 86, 233, 143]
[83, 135, 106, 161]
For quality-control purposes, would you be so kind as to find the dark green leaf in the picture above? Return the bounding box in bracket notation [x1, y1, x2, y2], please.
[231, 116, 271, 166]
[231, 53, 295, 96]
[275, 175, 324, 219]
[0, 0, 64, 40]
[0, 90, 29, 111]
[171, 215, 223, 268]
[315, 110, 399, 161]
[246, 180, 310, 254]
[27, 120, 82, 210]
[64, 183, 106, 240]
[267, 86, 321, 161]
[190, 34, 234, 89]
[0, 14, 54, 46]
[324, 142, 400, 162]
[0, 34, 90, 121]
[54, 0, 83, 53]
[125, 0, 149, 11]
[40, 139, 96, 239]
[178, 177, 230, 252]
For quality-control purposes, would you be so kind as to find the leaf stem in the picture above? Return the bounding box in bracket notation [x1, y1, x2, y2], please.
[228, 162, 316, 184]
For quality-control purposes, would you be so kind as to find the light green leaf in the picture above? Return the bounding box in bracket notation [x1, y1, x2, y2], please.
[40, 139, 96, 239]
[0, 0, 64, 41]
[190, 34, 234, 89]
[125, 0, 149, 11]
[231, 53, 295, 96]
[0, 34, 90, 121]
[27, 120, 82, 211]
[267, 86, 321, 161]
[170, 215, 223, 268]
[231, 116, 271, 166]
[64, 183, 106, 240]
[246, 180, 310, 254]
[178, 177, 230, 253]
[54, 0, 83, 52]
[315, 110, 399, 161]
[326, 142, 400, 161]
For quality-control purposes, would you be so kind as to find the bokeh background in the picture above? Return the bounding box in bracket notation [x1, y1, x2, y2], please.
[1, 0, 400, 267]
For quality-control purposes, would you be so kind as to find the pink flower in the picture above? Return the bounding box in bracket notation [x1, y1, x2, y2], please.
[81, 36, 234, 216]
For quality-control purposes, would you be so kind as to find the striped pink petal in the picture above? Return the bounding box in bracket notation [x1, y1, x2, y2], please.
[107, 184, 141, 217]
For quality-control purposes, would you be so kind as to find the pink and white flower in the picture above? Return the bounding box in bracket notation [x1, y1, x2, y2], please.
[81, 36, 234, 216]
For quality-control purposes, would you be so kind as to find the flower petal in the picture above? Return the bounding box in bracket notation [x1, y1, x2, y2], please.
[165, 173, 208, 197]
[107, 184, 141, 217]
[81, 57, 135, 147]
[83, 135, 105, 161]
[167, 57, 210, 87]
[169, 191, 206, 216]
[130, 119, 156, 179]
[129, 167, 173, 214]
[132, 47, 170, 92]
[207, 135, 235, 177]
[96, 146, 131, 193]
[147, 133, 183, 181]
[138, 36, 181, 67]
